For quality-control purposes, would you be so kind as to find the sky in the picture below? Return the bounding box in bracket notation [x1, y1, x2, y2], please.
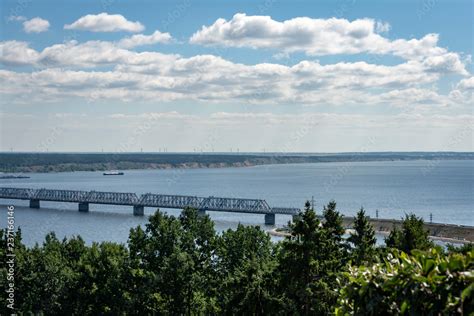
[0, 0, 472, 152]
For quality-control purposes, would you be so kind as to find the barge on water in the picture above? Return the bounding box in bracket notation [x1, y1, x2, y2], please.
[103, 171, 124, 176]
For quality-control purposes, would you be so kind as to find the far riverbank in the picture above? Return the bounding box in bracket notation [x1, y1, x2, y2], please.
[1, 152, 473, 173]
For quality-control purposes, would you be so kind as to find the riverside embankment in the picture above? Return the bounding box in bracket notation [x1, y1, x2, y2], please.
[271, 216, 474, 243]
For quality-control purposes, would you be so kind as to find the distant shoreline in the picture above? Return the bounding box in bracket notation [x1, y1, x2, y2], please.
[1, 152, 472, 174]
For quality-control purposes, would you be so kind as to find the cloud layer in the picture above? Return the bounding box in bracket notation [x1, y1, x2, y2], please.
[0, 12, 472, 151]
[0, 36, 469, 109]
[0, 13, 471, 112]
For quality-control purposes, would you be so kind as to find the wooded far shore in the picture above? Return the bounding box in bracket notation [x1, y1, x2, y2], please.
[1, 152, 472, 173]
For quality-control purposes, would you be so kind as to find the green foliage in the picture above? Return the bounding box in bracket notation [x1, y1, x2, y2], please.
[336, 248, 474, 315]
[323, 200, 345, 241]
[276, 200, 346, 314]
[216, 224, 280, 314]
[75, 241, 129, 314]
[447, 242, 474, 255]
[348, 208, 377, 265]
[1, 202, 468, 315]
[0, 230, 130, 315]
[386, 213, 434, 253]
[18, 233, 81, 314]
[127, 208, 219, 314]
[0, 228, 27, 314]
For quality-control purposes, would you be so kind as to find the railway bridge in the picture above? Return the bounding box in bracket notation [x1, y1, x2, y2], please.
[0, 187, 300, 225]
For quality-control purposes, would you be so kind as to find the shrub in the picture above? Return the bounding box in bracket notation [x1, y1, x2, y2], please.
[336, 248, 474, 315]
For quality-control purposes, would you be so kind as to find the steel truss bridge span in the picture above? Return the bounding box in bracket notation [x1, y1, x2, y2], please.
[0, 187, 300, 225]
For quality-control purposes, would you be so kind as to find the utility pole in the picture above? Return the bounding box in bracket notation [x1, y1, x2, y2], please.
[311, 195, 314, 211]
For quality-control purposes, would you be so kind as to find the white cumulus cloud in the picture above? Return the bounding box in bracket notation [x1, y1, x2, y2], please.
[190, 13, 467, 75]
[64, 13, 144, 32]
[456, 77, 474, 91]
[449, 76, 474, 104]
[190, 14, 392, 55]
[0, 41, 40, 65]
[118, 30, 172, 48]
[23, 17, 50, 33]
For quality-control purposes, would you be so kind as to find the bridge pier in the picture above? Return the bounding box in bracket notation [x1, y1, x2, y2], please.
[133, 205, 144, 216]
[29, 199, 40, 209]
[78, 202, 89, 212]
[197, 209, 206, 217]
[265, 213, 276, 225]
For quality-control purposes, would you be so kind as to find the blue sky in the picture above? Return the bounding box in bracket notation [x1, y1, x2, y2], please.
[0, 0, 472, 152]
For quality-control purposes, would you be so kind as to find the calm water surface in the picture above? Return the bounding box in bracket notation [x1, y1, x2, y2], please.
[1, 160, 472, 246]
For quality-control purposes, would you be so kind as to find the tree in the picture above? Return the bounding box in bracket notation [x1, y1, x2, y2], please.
[74, 242, 129, 314]
[277, 201, 343, 314]
[348, 208, 377, 265]
[323, 200, 345, 242]
[126, 208, 219, 314]
[19, 233, 79, 314]
[322, 201, 349, 272]
[336, 248, 474, 315]
[216, 224, 280, 314]
[386, 214, 433, 253]
[54, 236, 88, 314]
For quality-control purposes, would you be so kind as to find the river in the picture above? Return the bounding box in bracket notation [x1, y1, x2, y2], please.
[0, 159, 472, 246]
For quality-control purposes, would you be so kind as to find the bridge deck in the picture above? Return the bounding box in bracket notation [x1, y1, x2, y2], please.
[0, 187, 299, 215]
